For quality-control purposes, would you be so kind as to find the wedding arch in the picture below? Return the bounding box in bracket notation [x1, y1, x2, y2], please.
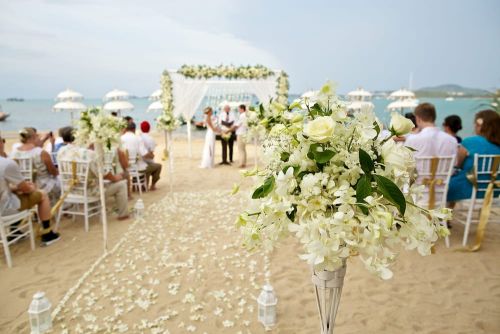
[159, 65, 289, 156]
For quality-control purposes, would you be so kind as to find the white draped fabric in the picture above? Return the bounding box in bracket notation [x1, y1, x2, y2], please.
[169, 71, 280, 119]
[168, 70, 281, 157]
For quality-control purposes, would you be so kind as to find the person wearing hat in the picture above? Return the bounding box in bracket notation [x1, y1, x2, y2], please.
[139, 121, 162, 190]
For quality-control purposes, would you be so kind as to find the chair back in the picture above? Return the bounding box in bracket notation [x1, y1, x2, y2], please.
[471, 154, 500, 199]
[58, 158, 92, 198]
[14, 157, 34, 182]
[414, 155, 456, 209]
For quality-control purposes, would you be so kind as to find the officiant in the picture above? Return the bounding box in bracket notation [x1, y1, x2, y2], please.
[217, 104, 237, 165]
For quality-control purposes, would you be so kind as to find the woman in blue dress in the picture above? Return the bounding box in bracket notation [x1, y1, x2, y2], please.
[447, 109, 500, 204]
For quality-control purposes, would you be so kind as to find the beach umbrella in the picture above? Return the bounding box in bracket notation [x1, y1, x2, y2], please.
[104, 89, 129, 101]
[53, 100, 87, 124]
[347, 88, 372, 99]
[388, 89, 415, 100]
[387, 99, 418, 111]
[301, 90, 318, 99]
[147, 100, 164, 113]
[347, 101, 374, 111]
[56, 89, 83, 101]
[103, 100, 134, 114]
[149, 89, 162, 101]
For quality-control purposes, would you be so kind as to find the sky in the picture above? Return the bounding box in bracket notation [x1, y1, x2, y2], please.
[0, 0, 499, 98]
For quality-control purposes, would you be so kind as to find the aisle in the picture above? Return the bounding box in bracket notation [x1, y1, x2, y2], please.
[51, 191, 268, 334]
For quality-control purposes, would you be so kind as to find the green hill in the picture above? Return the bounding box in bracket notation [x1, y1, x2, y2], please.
[416, 84, 493, 98]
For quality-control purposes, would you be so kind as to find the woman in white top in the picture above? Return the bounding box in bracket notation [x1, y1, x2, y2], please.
[200, 107, 220, 168]
[10, 128, 61, 205]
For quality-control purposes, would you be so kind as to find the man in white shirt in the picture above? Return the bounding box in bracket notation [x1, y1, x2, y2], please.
[235, 104, 248, 168]
[121, 122, 161, 190]
[139, 121, 162, 189]
[405, 103, 458, 158]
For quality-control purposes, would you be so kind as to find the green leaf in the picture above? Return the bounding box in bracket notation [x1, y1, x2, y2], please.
[280, 152, 290, 162]
[356, 175, 372, 215]
[359, 149, 374, 175]
[259, 103, 265, 116]
[252, 176, 275, 199]
[286, 204, 298, 222]
[373, 121, 381, 137]
[373, 175, 406, 215]
[308, 143, 335, 164]
[310, 103, 323, 116]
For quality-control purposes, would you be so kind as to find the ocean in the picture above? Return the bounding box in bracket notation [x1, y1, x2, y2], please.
[0, 97, 490, 139]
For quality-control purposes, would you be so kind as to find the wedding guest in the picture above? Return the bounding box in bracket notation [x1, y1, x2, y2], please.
[121, 122, 161, 190]
[405, 103, 458, 158]
[200, 107, 220, 169]
[53, 126, 73, 153]
[218, 105, 236, 165]
[139, 121, 162, 189]
[442, 115, 463, 144]
[236, 104, 248, 168]
[0, 136, 6, 158]
[0, 134, 60, 245]
[57, 136, 130, 220]
[10, 127, 61, 205]
[447, 110, 500, 205]
[124, 116, 134, 125]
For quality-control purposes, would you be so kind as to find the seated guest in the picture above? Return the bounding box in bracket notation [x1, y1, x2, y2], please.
[121, 122, 160, 190]
[57, 135, 130, 220]
[0, 134, 60, 245]
[405, 103, 458, 158]
[124, 116, 134, 124]
[442, 115, 463, 144]
[139, 121, 162, 190]
[447, 110, 500, 204]
[10, 128, 60, 205]
[0, 135, 6, 158]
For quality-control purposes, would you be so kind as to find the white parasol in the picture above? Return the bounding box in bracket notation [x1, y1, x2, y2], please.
[388, 89, 415, 100]
[387, 99, 418, 111]
[147, 100, 164, 113]
[103, 100, 134, 113]
[347, 88, 372, 99]
[347, 101, 374, 111]
[104, 89, 130, 101]
[149, 89, 162, 101]
[56, 89, 84, 101]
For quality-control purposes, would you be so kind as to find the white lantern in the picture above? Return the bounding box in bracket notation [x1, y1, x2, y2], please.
[257, 283, 277, 329]
[134, 198, 145, 219]
[28, 292, 52, 334]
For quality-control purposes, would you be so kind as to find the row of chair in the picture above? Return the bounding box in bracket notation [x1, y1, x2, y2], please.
[1, 152, 148, 267]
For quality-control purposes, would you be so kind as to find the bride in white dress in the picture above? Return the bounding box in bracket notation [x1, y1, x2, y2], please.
[200, 107, 220, 168]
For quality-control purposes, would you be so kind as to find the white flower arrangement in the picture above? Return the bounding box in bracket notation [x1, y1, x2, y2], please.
[275, 71, 289, 105]
[75, 108, 126, 150]
[238, 82, 450, 280]
[178, 64, 274, 79]
[157, 71, 180, 132]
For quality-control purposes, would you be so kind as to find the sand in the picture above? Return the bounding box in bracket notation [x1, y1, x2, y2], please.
[1, 132, 499, 333]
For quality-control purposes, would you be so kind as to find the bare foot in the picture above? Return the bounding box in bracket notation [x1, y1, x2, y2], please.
[117, 215, 130, 221]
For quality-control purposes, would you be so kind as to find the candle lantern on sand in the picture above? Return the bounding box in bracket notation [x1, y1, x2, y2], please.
[257, 283, 277, 329]
[28, 291, 52, 334]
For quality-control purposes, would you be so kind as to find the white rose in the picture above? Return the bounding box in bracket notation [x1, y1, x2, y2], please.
[304, 116, 335, 143]
[389, 113, 414, 135]
[381, 140, 414, 172]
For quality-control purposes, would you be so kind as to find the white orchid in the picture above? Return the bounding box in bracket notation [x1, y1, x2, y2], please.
[239, 82, 448, 279]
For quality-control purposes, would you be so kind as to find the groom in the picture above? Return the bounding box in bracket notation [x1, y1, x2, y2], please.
[217, 104, 237, 165]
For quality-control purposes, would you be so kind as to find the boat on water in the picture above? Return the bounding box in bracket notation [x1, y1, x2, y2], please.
[0, 105, 10, 121]
[445, 97, 454, 101]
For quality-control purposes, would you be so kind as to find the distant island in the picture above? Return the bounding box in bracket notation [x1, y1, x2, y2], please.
[415, 84, 494, 98]
[6, 97, 24, 102]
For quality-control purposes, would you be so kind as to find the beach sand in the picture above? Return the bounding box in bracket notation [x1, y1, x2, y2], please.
[0, 132, 499, 333]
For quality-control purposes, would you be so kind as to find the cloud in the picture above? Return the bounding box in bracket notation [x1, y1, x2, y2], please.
[0, 0, 280, 97]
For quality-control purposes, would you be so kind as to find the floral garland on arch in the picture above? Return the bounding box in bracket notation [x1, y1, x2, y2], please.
[75, 107, 126, 150]
[237, 81, 450, 280]
[157, 70, 180, 131]
[178, 64, 274, 80]
[275, 71, 289, 105]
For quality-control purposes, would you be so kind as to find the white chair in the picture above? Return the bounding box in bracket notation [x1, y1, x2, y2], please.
[128, 157, 147, 196]
[103, 150, 116, 174]
[55, 159, 102, 232]
[0, 210, 35, 268]
[414, 155, 456, 248]
[453, 154, 500, 246]
[14, 156, 34, 182]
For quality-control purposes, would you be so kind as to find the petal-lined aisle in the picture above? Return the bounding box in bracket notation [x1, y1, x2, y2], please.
[52, 191, 267, 334]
